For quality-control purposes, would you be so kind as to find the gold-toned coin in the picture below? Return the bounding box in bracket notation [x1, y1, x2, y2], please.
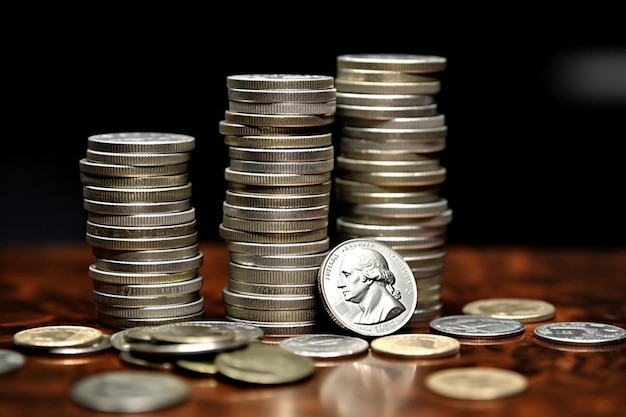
[425, 367, 528, 400]
[370, 334, 460, 358]
[13, 325, 103, 349]
[462, 297, 556, 323]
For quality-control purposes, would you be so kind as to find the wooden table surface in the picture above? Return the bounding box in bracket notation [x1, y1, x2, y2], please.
[1, 242, 624, 417]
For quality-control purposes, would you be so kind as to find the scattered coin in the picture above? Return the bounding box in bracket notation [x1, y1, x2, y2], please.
[370, 333, 460, 358]
[13, 325, 103, 349]
[175, 358, 219, 375]
[215, 341, 315, 384]
[429, 315, 525, 340]
[424, 367, 528, 400]
[533, 321, 626, 345]
[70, 370, 191, 412]
[45, 335, 112, 355]
[318, 238, 418, 337]
[147, 325, 236, 344]
[278, 334, 370, 359]
[0, 349, 26, 374]
[462, 297, 556, 323]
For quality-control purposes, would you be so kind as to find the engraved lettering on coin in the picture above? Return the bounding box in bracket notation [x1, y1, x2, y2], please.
[278, 334, 370, 358]
[13, 325, 103, 348]
[370, 334, 460, 358]
[318, 238, 417, 337]
[429, 315, 525, 339]
[70, 370, 190, 412]
[425, 367, 527, 400]
[533, 321, 626, 345]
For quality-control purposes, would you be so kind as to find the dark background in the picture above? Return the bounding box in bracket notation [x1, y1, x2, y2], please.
[2, 8, 625, 247]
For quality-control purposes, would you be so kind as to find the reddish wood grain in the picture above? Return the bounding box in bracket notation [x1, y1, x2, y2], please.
[1, 242, 624, 417]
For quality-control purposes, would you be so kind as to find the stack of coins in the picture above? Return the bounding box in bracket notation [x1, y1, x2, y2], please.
[218, 74, 336, 337]
[333, 54, 451, 326]
[79, 132, 205, 329]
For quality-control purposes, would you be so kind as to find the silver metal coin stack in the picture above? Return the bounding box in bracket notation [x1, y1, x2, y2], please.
[79, 132, 205, 329]
[333, 54, 451, 327]
[218, 74, 336, 337]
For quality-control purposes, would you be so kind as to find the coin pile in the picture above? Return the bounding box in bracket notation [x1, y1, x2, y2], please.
[218, 74, 336, 336]
[79, 132, 205, 329]
[109, 321, 316, 384]
[333, 54, 452, 326]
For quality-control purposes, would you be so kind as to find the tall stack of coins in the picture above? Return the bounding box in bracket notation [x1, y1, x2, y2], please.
[218, 74, 336, 337]
[333, 54, 451, 326]
[79, 132, 205, 329]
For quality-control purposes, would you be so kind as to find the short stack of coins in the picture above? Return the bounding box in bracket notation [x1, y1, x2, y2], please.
[218, 74, 336, 337]
[79, 132, 205, 329]
[333, 54, 451, 327]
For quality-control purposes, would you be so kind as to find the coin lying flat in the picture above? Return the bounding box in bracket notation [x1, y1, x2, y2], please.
[0, 349, 26, 374]
[45, 335, 112, 355]
[533, 322, 626, 345]
[429, 315, 525, 340]
[70, 370, 191, 412]
[425, 367, 527, 400]
[215, 341, 315, 384]
[13, 325, 103, 349]
[318, 238, 418, 337]
[370, 334, 460, 358]
[462, 298, 556, 323]
[147, 324, 235, 344]
[278, 334, 370, 359]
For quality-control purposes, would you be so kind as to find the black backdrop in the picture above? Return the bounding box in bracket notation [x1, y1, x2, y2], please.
[2, 8, 625, 247]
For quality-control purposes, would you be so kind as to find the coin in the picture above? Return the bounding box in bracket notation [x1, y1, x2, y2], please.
[175, 358, 218, 375]
[45, 335, 112, 355]
[0, 349, 26, 374]
[429, 315, 525, 340]
[215, 341, 315, 384]
[370, 334, 460, 358]
[425, 367, 527, 400]
[278, 334, 370, 359]
[147, 324, 236, 344]
[70, 370, 190, 412]
[13, 325, 103, 349]
[533, 322, 626, 345]
[318, 238, 418, 337]
[462, 297, 556, 323]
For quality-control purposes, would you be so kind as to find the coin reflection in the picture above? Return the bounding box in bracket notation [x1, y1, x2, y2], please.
[320, 355, 416, 417]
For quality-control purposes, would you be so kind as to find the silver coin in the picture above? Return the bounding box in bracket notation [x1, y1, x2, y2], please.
[13, 325, 103, 348]
[70, 370, 190, 412]
[0, 349, 26, 374]
[279, 334, 370, 358]
[318, 238, 418, 337]
[45, 335, 112, 355]
[429, 315, 525, 339]
[147, 325, 236, 344]
[534, 322, 626, 345]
